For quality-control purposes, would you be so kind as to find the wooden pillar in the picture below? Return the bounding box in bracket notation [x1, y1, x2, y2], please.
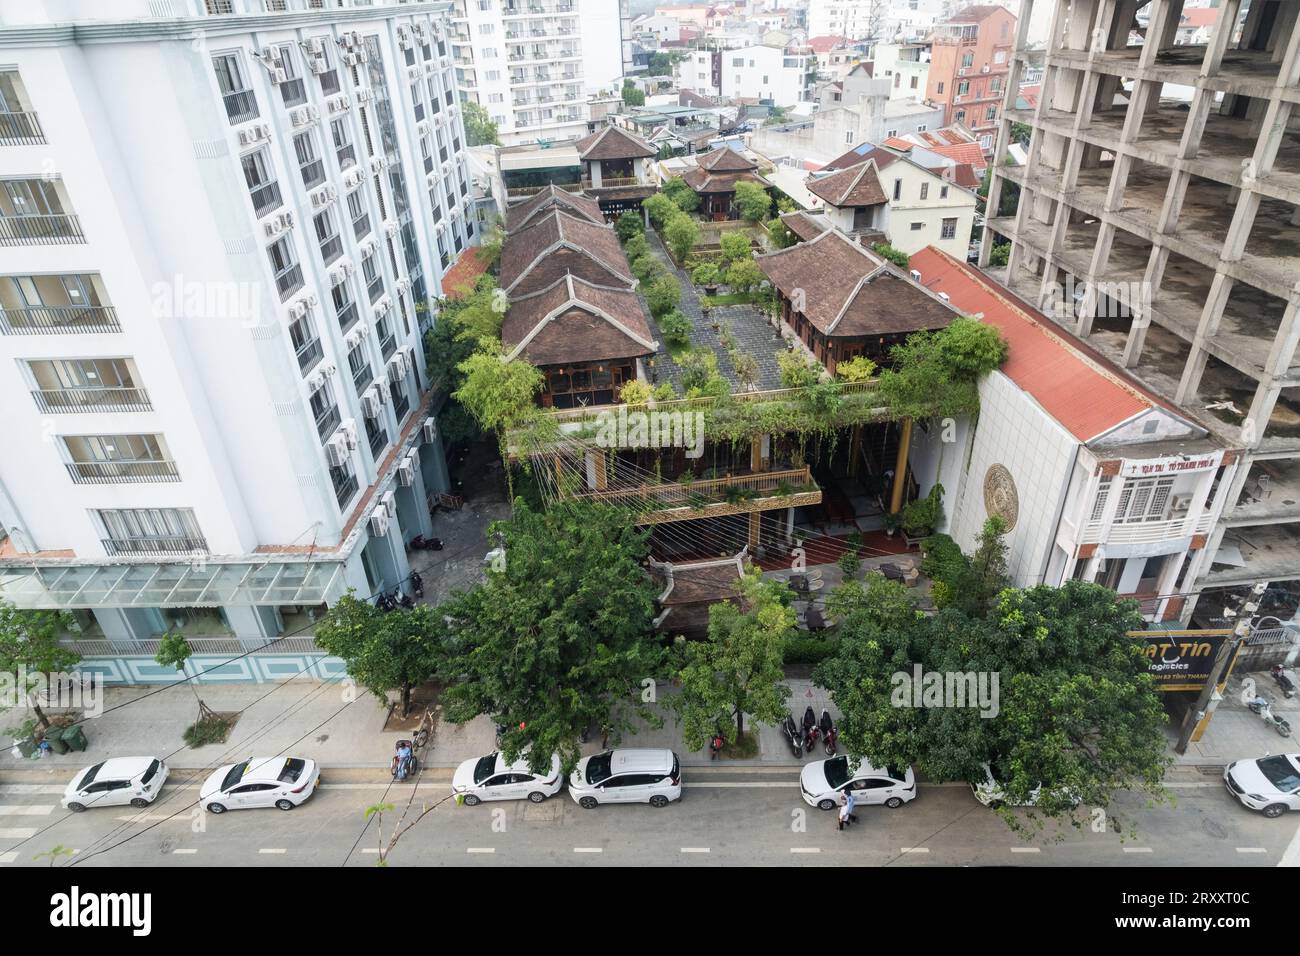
[888, 417, 913, 514]
[592, 450, 607, 491]
[748, 510, 761, 549]
[750, 435, 768, 472]
[848, 425, 862, 478]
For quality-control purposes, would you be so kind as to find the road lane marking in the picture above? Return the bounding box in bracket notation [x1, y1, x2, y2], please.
[1011, 847, 1040, 853]
[172, 849, 197, 855]
[790, 847, 820, 854]
[573, 847, 602, 853]
[360, 848, 380, 854]
[1122, 847, 1152, 853]
[900, 847, 929, 854]
[258, 848, 286, 855]
[0, 805, 53, 816]
[1235, 847, 1267, 854]
[0, 852, 17, 864]
[681, 847, 710, 853]
[466, 847, 495, 854]
[0, 828, 36, 839]
[1280, 822, 1300, 867]
[684, 782, 798, 788]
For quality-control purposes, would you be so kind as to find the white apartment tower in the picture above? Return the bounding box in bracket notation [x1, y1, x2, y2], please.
[0, 0, 472, 662]
[449, 0, 626, 147]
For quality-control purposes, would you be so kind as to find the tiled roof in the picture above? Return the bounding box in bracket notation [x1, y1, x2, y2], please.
[807, 160, 887, 208]
[924, 141, 988, 171]
[697, 145, 757, 172]
[947, 4, 1014, 23]
[499, 210, 633, 293]
[756, 229, 957, 339]
[907, 246, 1182, 442]
[505, 185, 604, 232]
[780, 210, 829, 242]
[575, 124, 657, 161]
[502, 274, 655, 367]
[806, 34, 851, 53]
[440, 246, 491, 299]
[682, 165, 770, 193]
[822, 142, 900, 172]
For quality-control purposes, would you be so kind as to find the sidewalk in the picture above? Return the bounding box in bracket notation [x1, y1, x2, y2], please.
[1165, 667, 1300, 767]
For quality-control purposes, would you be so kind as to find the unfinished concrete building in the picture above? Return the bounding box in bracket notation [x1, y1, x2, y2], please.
[979, 0, 1300, 618]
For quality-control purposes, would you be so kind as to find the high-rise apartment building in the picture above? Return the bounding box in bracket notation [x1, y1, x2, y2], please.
[449, 0, 626, 146]
[0, 0, 471, 662]
[926, 4, 1017, 154]
[980, 0, 1300, 619]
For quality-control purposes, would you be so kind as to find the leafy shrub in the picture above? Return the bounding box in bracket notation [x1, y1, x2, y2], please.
[783, 636, 837, 666]
[692, 262, 720, 287]
[632, 253, 665, 284]
[616, 210, 644, 243]
[871, 242, 910, 268]
[619, 379, 654, 405]
[719, 230, 752, 263]
[624, 233, 651, 262]
[657, 308, 692, 346]
[645, 274, 682, 317]
[664, 215, 700, 263]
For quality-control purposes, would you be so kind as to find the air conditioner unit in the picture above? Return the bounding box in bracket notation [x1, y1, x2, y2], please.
[272, 67, 288, 85]
[388, 354, 407, 382]
[422, 417, 437, 444]
[307, 37, 325, 56]
[328, 95, 351, 115]
[383, 219, 400, 237]
[279, 210, 295, 230]
[289, 298, 310, 320]
[355, 87, 373, 103]
[369, 155, 389, 174]
[264, 218, 286, 239]
[306, 371, 324, 392]
[981, 64, 990, 73]
[380, 490, 397, 518]
[373, 294, 393, 315]
[408, 66, 423, 81]
[343, 52, 361, 66]
[310, 188, 331, 209]
[325, 435, 349, 467]
[361, 388, 383, 419]
[369, 506, 390, 537]
[342, 418, 359, 450]
[397, 455, 415, 487]
[397, 27, 412, 50]
[1170, 494, 1192, 514]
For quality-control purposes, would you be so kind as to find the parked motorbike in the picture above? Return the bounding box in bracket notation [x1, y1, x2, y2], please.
[802, 706, 819, 754]
[397, 590, 415, 610]
[1248, 694, 1293, 737]
[781, 713, 803, 758]
[410, 571, 424, 600]
[1271, 664, 1297, 700]
[819, 709, 837, 756]
[375, 591, 397, 612]
[391, 740, 418, 781]
[410, 534, 444, 551]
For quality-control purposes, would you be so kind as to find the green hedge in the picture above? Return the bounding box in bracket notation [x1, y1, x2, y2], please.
[784, 635, 838, 666]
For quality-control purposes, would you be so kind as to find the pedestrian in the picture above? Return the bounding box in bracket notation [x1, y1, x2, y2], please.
[838, 794, 851, 831]
[844, 788, 859, 824]
[709, 732, 723, 760]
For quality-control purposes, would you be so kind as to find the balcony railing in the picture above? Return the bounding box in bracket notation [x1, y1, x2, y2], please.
[1, 305, 120, 335]
[223, 89, 259, 124]
[296, 336, 324, 373]
[275, 264, 305, 300]
[573, 466, 821, 523]
[336, 300, 359, 333]
[583, 176, 641, 189]
[249, 180, 282, 218]
[102, 534, 208, 557]
[0, 214, 85, 246]
[280, 78, 307, 108]
[368, 425, 388, 456]
[1079, 512, 1214, 545]
[0, 111, 45, 145]
[315, 404, 341, 441]
[320, 235, 343, 265]
[32, 387, 152, 413]
[66, 460, 181, 484]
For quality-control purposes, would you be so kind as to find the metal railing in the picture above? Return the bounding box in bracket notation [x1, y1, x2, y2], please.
[101, 534, 208, 557]
[368, 425, 388, 456]
[333, 470, 358, 507]
[336, 300, 359, 333]
[320, 70, 341, 97]
[296, 336, 324, 373]
[275, 264, 305, 300]
[352, 362, 374, 394]
[32, 386, 152, 413]
[574, 466, 817, 511]
[0, 214, 85, 246]
[583, 175, 640, 189]
[61, 636, 322, 656]
[320, 234, 343, 265]
[368, 278, 385, 304]
[0, 111, 45, 145]
[392, 389, 410, 421]
[66, 460, 180, 484]
[222, 89, 258, 124]
[544, 380, 879, 423]
[379, 334, 397, 359]
[1079, 512, 1214, 545]
[337, 144, 356, 169]
[0, 305, 120, 335]
[315, 404, 341, 441]
[300, 160, 326, 190]
[249, 180, 282, 217]
[352, 212, 370, 239]
[280, 78, 307, 108]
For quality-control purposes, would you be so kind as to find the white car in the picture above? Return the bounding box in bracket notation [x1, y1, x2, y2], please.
[1224, 753, 1300, 818]
[800, 756, 916, 811]
[199, 757, 320, 813]
[62, 757, 168, 812]
[970, 761, 1081, 808]
[452, 752, 563, 805]
[568, 749, 681, 808]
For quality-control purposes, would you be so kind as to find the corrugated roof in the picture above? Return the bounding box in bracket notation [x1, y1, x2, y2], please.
[907, 246, 1164, 442]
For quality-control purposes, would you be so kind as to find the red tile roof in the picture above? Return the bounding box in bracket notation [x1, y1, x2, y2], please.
[907, 246, 1171, 442]
[440, 246, 491, 299]
[1181, 8, 1220, 28]
[806, 160, 888, 208]
[807, 34, 851, 53]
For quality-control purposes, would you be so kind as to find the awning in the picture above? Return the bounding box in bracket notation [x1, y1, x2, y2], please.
[0, 559, 349, 610]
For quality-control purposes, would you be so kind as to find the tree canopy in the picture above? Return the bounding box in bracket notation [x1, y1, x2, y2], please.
[462, 101, 500, 147]
[732, 180, 771, 222]
[0, 600, 79, 729]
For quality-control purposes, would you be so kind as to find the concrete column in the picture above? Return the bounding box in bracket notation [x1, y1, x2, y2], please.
[93, 607, 157, 648]
[785, 506, 795, 542]
[1175, 271, 1234, 404]
[1121, 245, 1169, 366]
[1201, 0, 1243, 76]
[223, 604, 283, 646]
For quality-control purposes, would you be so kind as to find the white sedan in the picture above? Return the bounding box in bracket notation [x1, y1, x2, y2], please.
[799, 756, 916, 811]
[199, 757, 320, 813]
[1224, 753, 1300, 818]
[452, 752, 563, 805]
[62, 757, 168, 812]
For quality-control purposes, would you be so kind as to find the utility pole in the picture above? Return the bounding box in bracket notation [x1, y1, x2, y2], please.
[1174, 581, 1267, 755]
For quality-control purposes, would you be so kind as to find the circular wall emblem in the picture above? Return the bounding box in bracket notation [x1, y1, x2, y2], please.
[982, 464, 1019, 531]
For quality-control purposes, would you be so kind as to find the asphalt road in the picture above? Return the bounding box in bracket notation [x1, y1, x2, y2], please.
[2, 768, 1297, 867]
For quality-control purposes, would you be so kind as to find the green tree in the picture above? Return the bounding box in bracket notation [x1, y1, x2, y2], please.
[623, 232, 651, 262]
[871, 242, 911, 268]
[439, 501, 666, 772]
[0, 600, 78, 730]
[678, 348, 729, 397]
[315, 595, 446, 718]
[766, 216, 795, 249]
[615, 209, 644, 243]
[691, 262, 720, 288]
[645, 274, 682, 317]
[462, 101, 501, 147]
[732, 180, 771, 222]
[951, 516, 1010, 617]
[656, 308, 692, 346]
[155, 630, 218, 724]
[643, 192, 680, 228]
[726, 257, 763, 295]
[777, 351, 822, 389]
[989, 242, 1010, 267]
[454, 350, 544, 435]
[662, 176, 701, 213]
[719, 230, 751, 264]
[835, 355, 877, 383]
[664, 214, 699, 262]
[621, 82, 645, 107]
[631, 252, 665, 284]
[670, 570, 793, 746]
[815, 581, 1169, 835]
[877, 317, 1008, 418]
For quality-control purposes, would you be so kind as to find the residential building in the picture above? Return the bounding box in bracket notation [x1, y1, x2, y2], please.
[718, 44, 817, 105]
[871, 41, 932, 101]
[880, 0, 958, 41]
[911, 246, 1233, 624]
[448, 0, 626, 146]
[979, 0, 1300, 619]
[0, 0, 469, 671]
[807, 0, 877, 41]
[926, 4, 1016, 154]
[682, 145, 772, 219]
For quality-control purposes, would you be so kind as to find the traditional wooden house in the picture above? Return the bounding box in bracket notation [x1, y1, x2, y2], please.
[650, 551, 746, 640]
[755, 227, 959, 373]
[682, 145, 771, 219]
[498, 209, 635, 296]
[574, 125, 660, 220]
[505, 184, 605, 232]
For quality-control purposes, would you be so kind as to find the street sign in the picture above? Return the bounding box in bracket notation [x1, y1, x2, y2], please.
[1130, 629, 1237, 692]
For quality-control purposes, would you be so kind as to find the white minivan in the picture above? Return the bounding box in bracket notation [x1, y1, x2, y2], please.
[568, 749, 681, 808]
[62, 757, 169, 812]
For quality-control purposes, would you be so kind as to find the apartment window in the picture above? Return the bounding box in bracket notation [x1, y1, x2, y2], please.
[26, 357, 149, 413]
[411, 82, 425, 122]
[919, 182, 928, 200]
[482, 48, 498, 59]
[1114, 477, 1175, 524]
[313, 207, 342, 266]
[362, 251, 384, 303]
[894, 73, 900, 88]
[213, 53, 258, 124]
[985, 106, 998, 122]
[348, 341, 373, 394]
[892, 179, 901, 201]
[347, 189, 370, 239]
[478, 23, 495, 35]
[267, 236, 304, 300]
[995, 50, 1007, 64]
[331, 118, 356, 169]
[957, 80, 970, 96]
[2, 273, 117, 335]
[288, 309, 323, 374]
[846, 130, 854, 144]
[95, 508, 206, 556]
[308, 381, 341, 441]
[375, 314, 396, 358]
[941, 218, 957, 240]
[940, 185, 949, 199]
[277, 46, 307, 108]
[956, 110, 966, 123]
[910, 76, 918, 90]
[62, 434, 177, 484]
[294, 131, 325, 189]
[1090, 476, 1113, 522]
[961, 52, 974, 69]
[936, 81, 944, 94]
[910, 221, 923, 231]
[332, 278, 358, 333]
[240, 148, 282, 218]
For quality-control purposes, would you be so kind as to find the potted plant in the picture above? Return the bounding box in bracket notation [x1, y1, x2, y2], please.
[692, 262, 720, 295]
[900, 483, 945, 545]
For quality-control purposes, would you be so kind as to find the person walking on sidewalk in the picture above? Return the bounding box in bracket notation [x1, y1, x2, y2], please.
[838, 794, 852, 831]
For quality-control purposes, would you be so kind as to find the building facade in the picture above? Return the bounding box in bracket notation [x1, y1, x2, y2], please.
[979, 0, 1300, 618]
[925, 4, 1016, 153]
[0, 0, 469, 662]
